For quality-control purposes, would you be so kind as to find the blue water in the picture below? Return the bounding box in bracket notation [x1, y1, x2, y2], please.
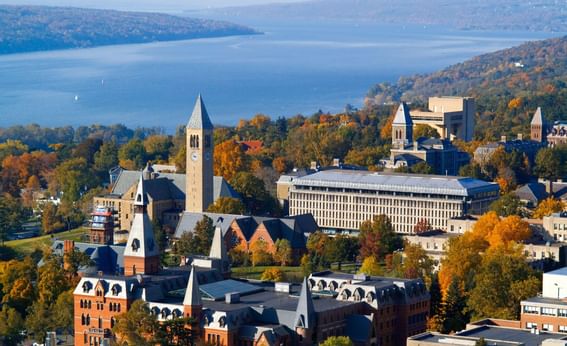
[0, 19, 560, 132]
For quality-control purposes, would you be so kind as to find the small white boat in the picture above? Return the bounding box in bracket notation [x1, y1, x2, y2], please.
[74, 95, 79, 101]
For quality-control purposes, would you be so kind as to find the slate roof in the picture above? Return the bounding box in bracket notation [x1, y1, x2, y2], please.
[187, 94, 214, 130]
[110, 170, 238, 202]
[346, 314, 373, 343]
[513, 183, 548, 205]
[52, 240, 124, 275]
[291, 169, 499, 197]
[174, 212, 245, 239]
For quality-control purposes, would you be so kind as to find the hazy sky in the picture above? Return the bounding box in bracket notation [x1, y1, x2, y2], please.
[0, 0, 307, 11]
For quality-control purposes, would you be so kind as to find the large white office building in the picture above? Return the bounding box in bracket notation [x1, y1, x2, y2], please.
[283, 170, 499, 234]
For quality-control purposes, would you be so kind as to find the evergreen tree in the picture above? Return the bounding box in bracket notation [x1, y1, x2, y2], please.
[441, 278, 467, 333]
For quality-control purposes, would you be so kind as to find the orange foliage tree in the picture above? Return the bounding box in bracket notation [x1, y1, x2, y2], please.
[213, 140, 248, 181]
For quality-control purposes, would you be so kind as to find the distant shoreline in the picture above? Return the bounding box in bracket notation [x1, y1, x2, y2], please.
[0, 5, 260, 55]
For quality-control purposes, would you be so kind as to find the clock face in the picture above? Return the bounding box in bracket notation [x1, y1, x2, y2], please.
[191, 152, 199, 161]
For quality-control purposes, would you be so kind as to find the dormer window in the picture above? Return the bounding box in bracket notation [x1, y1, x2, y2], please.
[136, 194, 142, 203]
[82, 281, 92, 293]
[132, 239, 140, 252]
[218, 316, 226, 328]
[111, 284, 121, 296]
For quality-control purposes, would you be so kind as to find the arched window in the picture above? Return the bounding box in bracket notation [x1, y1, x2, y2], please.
[111, 317, 116, 328]
[98, 317, 102, 328]
[81, 314, 85, 325]
[88, 301, 92, 309]
[109, 303, 113, 312]
[86, 314, 91, 325]
[117, 303, 121, 312]
[80, 300, 84, 308]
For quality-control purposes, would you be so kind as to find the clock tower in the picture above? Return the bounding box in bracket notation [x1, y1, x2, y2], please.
[186, 94, 214, 213]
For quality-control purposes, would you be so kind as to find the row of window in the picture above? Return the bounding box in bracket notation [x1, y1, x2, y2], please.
[80, 314, 116, 328]
[523, 305, 567, 317]
[79, 299, 121, 312]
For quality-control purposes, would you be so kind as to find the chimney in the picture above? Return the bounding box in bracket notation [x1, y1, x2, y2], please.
[517, 133, 523, 141]
[310, 161, 318, 171]
[414, 141, 419, 150]
[332, 158, 341, 167]
[63, 240, 75, 254]
[225, 292, 240, 304]
[500, 135, 507, 142]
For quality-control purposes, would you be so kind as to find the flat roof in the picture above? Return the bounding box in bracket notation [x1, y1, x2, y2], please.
[291, 170, 498, 197]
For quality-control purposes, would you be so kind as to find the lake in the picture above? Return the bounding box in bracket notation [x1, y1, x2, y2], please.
[0, 18, 560, 132]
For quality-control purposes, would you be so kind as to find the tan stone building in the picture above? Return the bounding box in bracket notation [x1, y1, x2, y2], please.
[409, 96, 475, 142]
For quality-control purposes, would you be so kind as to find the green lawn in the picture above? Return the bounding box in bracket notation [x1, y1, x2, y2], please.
[232, 266, 305, 282]
[5, 227, 88, 255]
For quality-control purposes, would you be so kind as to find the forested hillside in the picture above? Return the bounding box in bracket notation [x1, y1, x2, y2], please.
[0, 5, 258, 54]
[366, 36, 567, 140]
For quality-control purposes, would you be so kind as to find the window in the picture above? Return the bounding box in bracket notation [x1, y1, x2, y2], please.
[543, 324, 554, 332]
[523, 305, 539, 314]
[560, 325, 567, 332]
[542, 307, 556, 316]
[559, 309, 567, 317]
[526, 322, 537, 329]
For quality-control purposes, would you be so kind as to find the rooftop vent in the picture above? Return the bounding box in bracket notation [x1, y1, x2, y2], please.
[225, 292, 240, 304]
[275, 282, 292, 293]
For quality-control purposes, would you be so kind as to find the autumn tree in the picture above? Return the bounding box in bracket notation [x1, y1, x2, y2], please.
[41, 203, 64, 234]
[413, 218, 432, 234]
[93, 141, 118, 177]
[0, 194, 27, 244]
[0, 305, 25, 345]
[535, 147, 563, 185]
[174, 216, 214, 257]
[73, 138, 103, 165]
[358, 256, 383, 276]
[230, 172, 277, 215]
[206, 197, 246, 215]
[261, 267, 285, 282]
[50, 157, 95, 202]
[0, 139, 28, 163]
[272, 156, 292, 174]
[411, 162, 434, 174]
[214, 140, 248, 181]
[250, 239, 273, 266]
[402, 242, 434, 280]
[533, 198, 565, 219]
[273, 239, 292, 266]
[359, 215, 403, 261]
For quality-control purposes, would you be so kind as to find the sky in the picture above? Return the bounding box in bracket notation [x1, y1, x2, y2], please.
[0, 0, 307, 12]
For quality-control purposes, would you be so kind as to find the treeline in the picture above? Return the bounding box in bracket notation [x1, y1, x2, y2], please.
[366, 35, 567, 140]
[0, 5, 258, 55]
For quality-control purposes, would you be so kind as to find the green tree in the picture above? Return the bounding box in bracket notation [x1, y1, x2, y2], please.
[52, 291, 74, 336]
[207, 197, 246, 215]
[175, 216, 215, 257]
[41, 203, 64, 234]
[25, 301, 51, 343]
[50, 157, 95, 202]
[93, 141, 118, 177]
[441, 277, 467, 334]
[112, 300, 159, 346]
[467, 245, 540, 320]
[411, 161, 434, 174]
[273, 239, 292, 266]
[154, 317, 196, 346]
[475, 338, 488, 346]
[359, 214, 403, 261]
[230, 172, 276, 215]
[320, 336, 354, 346]
[535, 147, 563, 183]
[143, 135, 172, 162]
[0, 139, 28, 163]
[489, 193, 523, 217]
[0, 194, 26, 244]
[402, 242, 434, 280]
[118, 139, 147, 170]
[429, 273, 442, 317]
[414, 124, 440, 139]
[37, 256, 70, 305]
[73, 138, 103, 165]
[326, 234, 359, 265]
[0, 305, 25, 346]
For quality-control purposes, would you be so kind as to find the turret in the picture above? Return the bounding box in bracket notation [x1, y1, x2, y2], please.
[123, 176, 160, 275]
[531, 107, 546, 143]
[392, 102, 413, 149]
[183, 266, 202, 333]
[209, 223, 230, 278]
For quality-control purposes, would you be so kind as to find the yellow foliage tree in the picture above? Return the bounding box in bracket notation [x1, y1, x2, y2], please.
[533, 198, 565, 219]
[213, 140, 248, 181]
[358, 256, 383, 276]
[261, 267, 285, 282]
[487, 215, 531, 248]
[508, 97, 522, 109]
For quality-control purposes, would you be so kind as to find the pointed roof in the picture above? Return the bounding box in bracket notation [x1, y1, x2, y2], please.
[183, 265, 202, 306]
[187, 94, 214, 130]
[133, 175, 148, 206]
[295, 277, 316, 329]
[124, 176, 159, 258]
[209, 225, 227, 261]
[531, 107, 544, 125]
[393, 102, 412, 125]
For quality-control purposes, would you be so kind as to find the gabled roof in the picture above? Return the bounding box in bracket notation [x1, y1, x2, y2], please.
[531, 107, 544, 125]
[110, 170, 237, 202]
[513, 183, 549, 205]
[174, 212, 245, 239]
[51, 241, 124, 275]
[295, 277, 316, 329]
[393, 102, 412, 125]
[187, 94, 214, 130]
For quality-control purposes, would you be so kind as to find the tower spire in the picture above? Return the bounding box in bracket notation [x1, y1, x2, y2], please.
[392, 102, 413, 148]
[123, 175, 160, 275]
[183, 265, 202, 307]
[187, 94, 214, 130]
[295, 277, 316, 329]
